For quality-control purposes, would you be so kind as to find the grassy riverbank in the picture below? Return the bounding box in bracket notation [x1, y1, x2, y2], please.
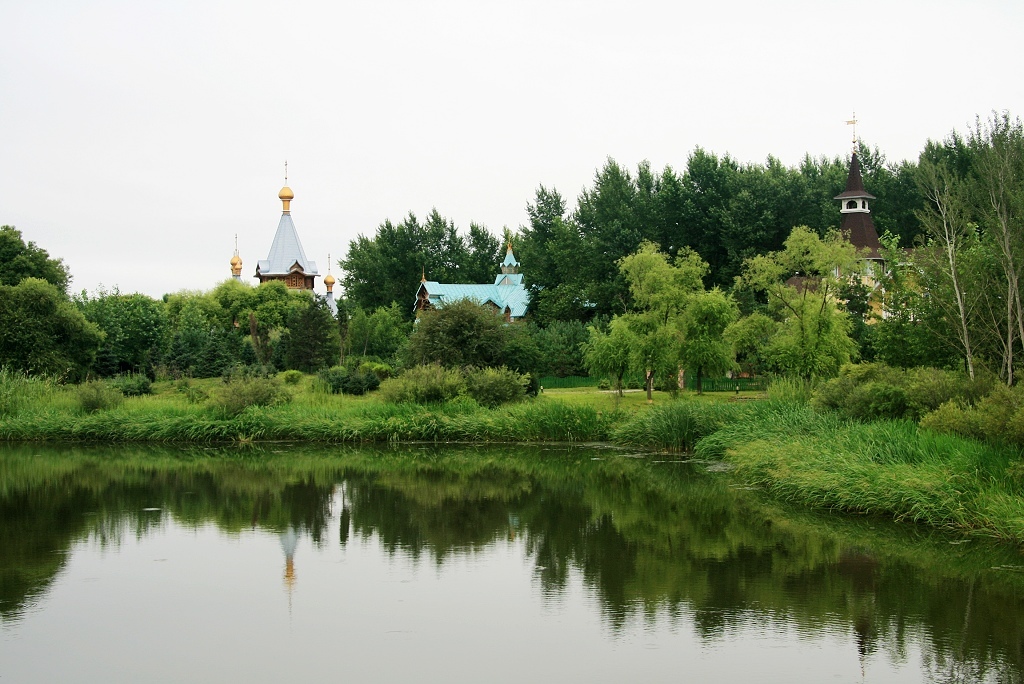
[0, 375, 640, 443]
[614, 397, 1024, 543]
[2, 371, 1022, 543]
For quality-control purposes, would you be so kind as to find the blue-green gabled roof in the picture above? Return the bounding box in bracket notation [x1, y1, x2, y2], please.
[415, 279, 529, 319]
[415, 246, 529, 319]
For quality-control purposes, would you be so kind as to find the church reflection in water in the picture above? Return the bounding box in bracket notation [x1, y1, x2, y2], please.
[1, 443, 1022, 682]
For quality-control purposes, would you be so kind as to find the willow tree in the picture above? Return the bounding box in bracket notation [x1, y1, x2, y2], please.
[613, 242, 708, 401]
[739, 226, 859, 380]
[678, 288, 739, 394]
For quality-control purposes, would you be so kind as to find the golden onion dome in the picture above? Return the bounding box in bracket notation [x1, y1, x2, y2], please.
[324, 273, 336, 286]
[279, 185, 294, 201]
[230, 254, 241, 267]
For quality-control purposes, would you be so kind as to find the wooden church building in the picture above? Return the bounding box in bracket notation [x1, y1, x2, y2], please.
[414, 244, 530, 322]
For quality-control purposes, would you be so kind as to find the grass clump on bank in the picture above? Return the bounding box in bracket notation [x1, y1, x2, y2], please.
[612, 397, 751, 451]
[0, 369, 65, 417]
[694, 398, 1024, 542]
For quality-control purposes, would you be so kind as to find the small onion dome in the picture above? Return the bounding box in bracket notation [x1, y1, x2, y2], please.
[324, 273, 336, 290]
[230, 254, 242, 267]
[279, 185, 294, 201]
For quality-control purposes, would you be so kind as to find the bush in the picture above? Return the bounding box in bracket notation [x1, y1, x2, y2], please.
[464, 366, 529, 408]
[341, 370, 380, 396]
[920, 384, 1024, 447]
[378, 364, 466, 405]
[358, 361, 394, 380]
[317, 366, 348, 394]
[814, 363, 993, 422]
[281, 370, 304, 385]
[221, 363, 275, 383]
[210, 377, 292, 417]
[175, 379, 208, 404]
[77, 380, 124, 413]
[597, 378, 611, 391]
[111, 373, 152, 397]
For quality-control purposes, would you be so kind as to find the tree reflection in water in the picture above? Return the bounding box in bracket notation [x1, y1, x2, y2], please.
[0, 443, 1021, 681]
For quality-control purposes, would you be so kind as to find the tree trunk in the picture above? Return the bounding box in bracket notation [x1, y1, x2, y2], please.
[919, 162, 977, 380]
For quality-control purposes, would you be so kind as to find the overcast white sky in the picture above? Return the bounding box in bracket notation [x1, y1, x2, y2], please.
[2, 0, 1021, 300]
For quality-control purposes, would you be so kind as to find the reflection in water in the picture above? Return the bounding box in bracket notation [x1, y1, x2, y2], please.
[280, 525, 298, 591]
[0, 443, 1021, 683]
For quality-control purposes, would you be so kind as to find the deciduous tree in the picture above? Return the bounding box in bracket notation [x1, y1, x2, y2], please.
[0, 226, 70, 292]
[0, 278, 102, 379]
[738, 226, 859, 380]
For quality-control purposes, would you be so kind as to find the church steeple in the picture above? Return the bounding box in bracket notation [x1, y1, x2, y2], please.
[834, 151, 881, 259]
[255, 171, 319, 290]
[279, 161, 294, 213]
[500, 242, 519, 275]
[230, 234, 243, 280]
[324, 255, 338, 317]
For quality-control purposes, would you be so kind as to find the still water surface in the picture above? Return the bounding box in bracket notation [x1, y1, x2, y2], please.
[1, 443, 1022, 683]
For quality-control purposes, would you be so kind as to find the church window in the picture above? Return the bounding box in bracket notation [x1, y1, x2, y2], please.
[847, 200, 857, 210]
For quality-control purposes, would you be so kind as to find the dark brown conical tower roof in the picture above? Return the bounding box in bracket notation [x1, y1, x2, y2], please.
[834, 152, 876, 200]
[835, 152, 881, 259]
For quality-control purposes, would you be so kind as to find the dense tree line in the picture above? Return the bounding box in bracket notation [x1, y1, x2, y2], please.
[4, 116, 1022, 387]
[339, 143, 923, 325]
[876, 113, 1024, 385]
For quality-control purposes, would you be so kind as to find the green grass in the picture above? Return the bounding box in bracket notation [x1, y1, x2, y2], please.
[695, 399, 1024, 543]
[4, 370, 1023, 544]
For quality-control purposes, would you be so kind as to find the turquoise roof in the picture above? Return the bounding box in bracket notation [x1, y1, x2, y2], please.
[501, 248, 519, 268]
[494, 272, 523, 286]
[415, 247, 529, 319]
[416, 279, 529, 319]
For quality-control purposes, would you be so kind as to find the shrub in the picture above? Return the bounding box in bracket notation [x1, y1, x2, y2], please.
[175, 379, 208, 404]
[210, 377, 292, 417]
[920, 384, 1024, 447]
[111, 373, 152, 397]
[359, 361, 394, 380]
[341, 369, 380, 396]
[77, 380, 124, 413]
[378, 364, 465, 405]
[814, 363, 992, 422]
[463, 366, 529, 408]
[221, 363, 275, 383]
[317, 366, 348, 394]
[281, 370, 304, 385]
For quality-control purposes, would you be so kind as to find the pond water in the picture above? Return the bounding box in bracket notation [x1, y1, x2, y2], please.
[1, 443, 1022, 683]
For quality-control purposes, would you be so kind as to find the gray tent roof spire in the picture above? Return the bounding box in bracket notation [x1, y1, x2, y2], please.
[255, 183, 318, 279]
